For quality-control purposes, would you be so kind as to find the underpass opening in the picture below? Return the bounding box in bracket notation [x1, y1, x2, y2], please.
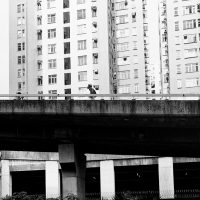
[115, 165, 159, 192]
[12, 170, 45, 195]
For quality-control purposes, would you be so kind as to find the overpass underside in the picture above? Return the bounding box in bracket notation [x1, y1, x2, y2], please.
[0, 110, 200, 157]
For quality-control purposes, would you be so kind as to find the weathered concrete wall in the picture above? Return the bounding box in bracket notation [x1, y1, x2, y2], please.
[0, 100, 199, 115]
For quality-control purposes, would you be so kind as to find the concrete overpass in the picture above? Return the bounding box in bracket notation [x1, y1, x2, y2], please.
[0, 100, 200, 198]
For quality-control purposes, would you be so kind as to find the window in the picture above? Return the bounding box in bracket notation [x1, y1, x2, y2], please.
[175, 21, 179, 31]
[184, 48, 197, 58]
[183, 5, 195, 15]
[17, 17, 22, 26]
[198, 19, 200, 27]
[116, 15, 128, 24]
[18, 82, 22, 91]
[177, 80, 182, 89]
[48, 14, 56, 24]
[198, 4, 200, 13]
[22, 30, 25, 37]
[117, 56, 130, 65]
[37, 0, 42, 10]
[79, 87, 87, 94]
[64, 73, 71, 85]
[78, 55, 87, 66]
[37, 15, 42, 25]
[37, 29, 42, 40]
[77, 24, 86, 34]
[78, 40, 86, 50]
[18, 56, 21, 64]
[22, 4, 25, 12]
[185, 78, 199, 88]
[92, 6, 97, 17]
[17, 4, 21, 13]
[132, 12, 136, 22]
[18, 43, 21, 51]
[93, 38, 98, 48]
[64, 57, 71, 69]
[77, 9, 86, 20]
[176, 50, 181, 59]
[93, 53, 98, 64]
[17, 69, 22, 78]
[77, 0, 85, 4]
[22, 55, 25, 64]
[177, 64, 181, 74]
[37, 76, 43, 86]
[17, 30, 22, 38]
[48, 74, 57, 84]
[65, 89, 71, 100]
[64, 27, 70, 39]
[133, 41, 137, 50]
[48, 59, 57, 69]
[185, 63, 198, 73]
[117, 43, 129, 51]
[93, 69, 98, 80]
[78, 71, 87, 81]
[134, 83, 139, 93]
[174, 7, 178, 16]
[63, 12, 70, 23]
[64, 42, 70, 54]
[134, 69, 138, 78]
[49, 90, 57, 100]
[47, 0, 56, 9]
[183, 19, 196, 30]
[37, 60, 42, 70]
[48, 29, 56, 39]
[37, 45, 42, 55]
[92, 22, 97, 32]
[183, 34, 196, 44]
[115, 1, 128, 10]
[18, 69, 21, 78]
[116, 29, 129, 38]
[63, 0, 69, 8]
[48, 44, 56, 54]
[118, 70, 130, 80]
[38, 91, 43, 100]
[22, 43, 25, 51]
[118, 85, 130, 94]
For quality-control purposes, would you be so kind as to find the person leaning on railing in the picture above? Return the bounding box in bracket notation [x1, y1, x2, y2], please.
[87, 84, 96, 100]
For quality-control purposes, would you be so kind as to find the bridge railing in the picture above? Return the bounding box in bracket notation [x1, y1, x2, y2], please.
[0, 94, 200, 100]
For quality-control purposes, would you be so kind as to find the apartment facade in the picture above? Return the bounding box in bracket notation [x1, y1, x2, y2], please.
[9, 0, 114, 97]
[167, 0, 200, 94]
[9, 0, 200, 96]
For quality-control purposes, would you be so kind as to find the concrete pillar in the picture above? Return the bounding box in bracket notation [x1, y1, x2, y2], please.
[45, 161, 60, 198]
[59, 144, 86, 200]
[100, 160, 115, 199]
[158, 157, 174, 199]
[1, 160, 12, 197]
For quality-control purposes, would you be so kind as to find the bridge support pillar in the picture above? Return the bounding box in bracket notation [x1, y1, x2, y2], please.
[45, 161, 60, 198]
[100, 160, 115, 199]
[158, 157, 174, 199]
[59, 144, 86, 200]
[1, 160, 12, 197]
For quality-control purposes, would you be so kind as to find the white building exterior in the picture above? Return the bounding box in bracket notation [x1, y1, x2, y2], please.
[9, 0, 113, 97]
[9, 0, 200, 96]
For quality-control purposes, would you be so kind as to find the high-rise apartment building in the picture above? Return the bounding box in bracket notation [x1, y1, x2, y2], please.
[9, 0, 114, 97]
[9, 0, 200, 97]
[167, 0, 200, 94]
